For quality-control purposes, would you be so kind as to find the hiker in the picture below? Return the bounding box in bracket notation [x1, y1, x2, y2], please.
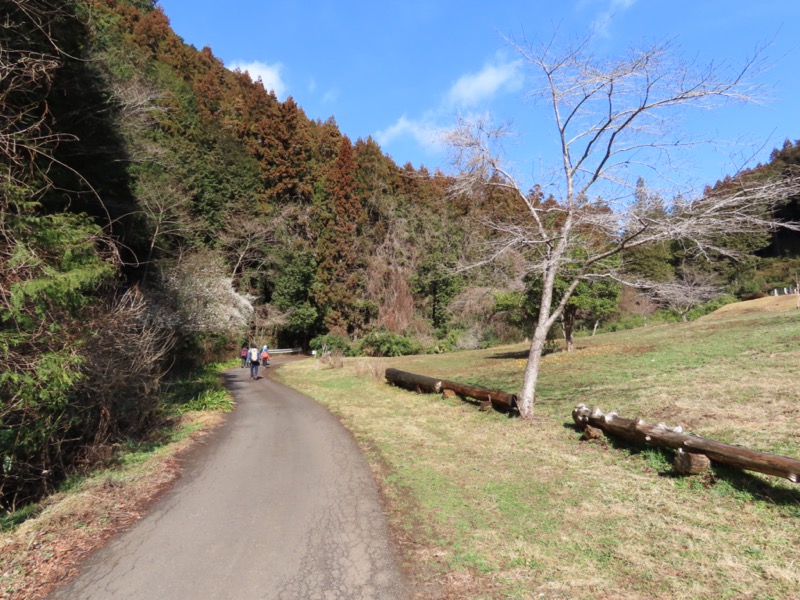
[260, 345, 270, 366]
[240, 344, 248, 368]
[248, 344, 260, 379]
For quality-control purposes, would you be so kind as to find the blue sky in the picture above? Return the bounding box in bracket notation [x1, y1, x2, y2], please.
[157, 0, 799, 192]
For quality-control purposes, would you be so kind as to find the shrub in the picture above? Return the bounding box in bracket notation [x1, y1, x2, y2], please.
[309, 333, 352, 355]
[685, 294, 738, 320]
[177, 389, 234, 413]
[355, 330, 422, 357]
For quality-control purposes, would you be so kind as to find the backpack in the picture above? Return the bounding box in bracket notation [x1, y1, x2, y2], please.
[249, 348, 259, 363]
[261, 350, 270, 361]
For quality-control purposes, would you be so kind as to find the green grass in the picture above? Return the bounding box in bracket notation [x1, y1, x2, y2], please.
[277, 301, 800, 599]
[0, 504, 39, 533]
[163, 360, 236, 414]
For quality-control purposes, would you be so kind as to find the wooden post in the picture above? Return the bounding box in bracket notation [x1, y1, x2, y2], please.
[673, 449, 710, 475]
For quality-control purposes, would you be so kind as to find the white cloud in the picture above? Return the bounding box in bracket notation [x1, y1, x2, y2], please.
[227, 60, 287, 99]
[376, 56, 523, 161]
[375, 115, 445, 153]
[445, 59, 523, 108]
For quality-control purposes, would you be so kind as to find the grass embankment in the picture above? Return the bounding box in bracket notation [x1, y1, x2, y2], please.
[0, 362, 235, 600]
[277, 299, 800, 599]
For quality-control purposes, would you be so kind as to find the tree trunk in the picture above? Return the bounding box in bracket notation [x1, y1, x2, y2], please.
[592, 320, 600, 336]
[436, 379, 517, 412]
[518, 327, 547, 419]
[572, 404, 800, 483]
[562, 306, 576, 353]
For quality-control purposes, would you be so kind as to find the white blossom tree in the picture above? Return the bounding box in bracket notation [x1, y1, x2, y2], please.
[448, 35, 800, 419]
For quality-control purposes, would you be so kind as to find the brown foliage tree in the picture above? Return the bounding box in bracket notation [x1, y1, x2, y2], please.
[314, 136, 370, 335]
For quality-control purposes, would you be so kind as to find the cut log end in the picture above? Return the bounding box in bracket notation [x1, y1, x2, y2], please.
[581, 425, 605, 441]
[572, 404, 591, 428]
[673, 449, 711, 475]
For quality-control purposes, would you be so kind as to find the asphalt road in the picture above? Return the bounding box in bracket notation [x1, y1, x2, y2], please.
[48, 358, 408, 599]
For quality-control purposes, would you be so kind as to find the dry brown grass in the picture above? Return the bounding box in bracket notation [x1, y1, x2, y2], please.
[704, 294, 798, 318]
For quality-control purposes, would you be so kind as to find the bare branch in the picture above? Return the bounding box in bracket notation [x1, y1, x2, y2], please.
[447, 31, 795, 419]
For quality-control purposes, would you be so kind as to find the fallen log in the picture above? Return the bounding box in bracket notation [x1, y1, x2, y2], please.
[385, 368, 442, 394]
[572, 404, 800, 483]
[385, 369, 517, 412]
[436, 379, 517, 412]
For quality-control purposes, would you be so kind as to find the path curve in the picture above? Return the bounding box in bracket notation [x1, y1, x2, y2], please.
[48, 359, 408, 599]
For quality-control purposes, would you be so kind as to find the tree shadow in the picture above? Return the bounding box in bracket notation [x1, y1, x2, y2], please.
[446, 393, 519, 418]
[488, 350, 529, 360]
[488, 345, 561, 360]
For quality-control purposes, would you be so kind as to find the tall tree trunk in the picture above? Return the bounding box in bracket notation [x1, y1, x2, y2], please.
[518, 325, 548, 419]
[562, 306, 576, 353]
[518, 261, 563, 418]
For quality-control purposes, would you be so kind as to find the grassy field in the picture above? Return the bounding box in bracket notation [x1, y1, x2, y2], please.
[276, 297, 800, 599]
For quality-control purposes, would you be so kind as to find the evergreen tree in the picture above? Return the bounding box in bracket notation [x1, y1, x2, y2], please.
[313, 136, 372, 335]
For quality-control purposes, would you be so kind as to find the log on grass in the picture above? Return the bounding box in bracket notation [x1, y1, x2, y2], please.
[385, 369, 517, 412]
[572, 404, 800, 483]
[438, 379, 517, 412]
[385, 368, 442, 394]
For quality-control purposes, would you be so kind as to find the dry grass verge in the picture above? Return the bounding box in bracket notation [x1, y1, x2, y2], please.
[0, 412, 225, 600]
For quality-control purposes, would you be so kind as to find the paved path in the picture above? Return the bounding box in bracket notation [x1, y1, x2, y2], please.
[49, 359, 407, 599]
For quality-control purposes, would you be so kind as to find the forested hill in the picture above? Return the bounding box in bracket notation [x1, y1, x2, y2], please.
[1, 0, 520, 508]
[2, 0, 799, 508]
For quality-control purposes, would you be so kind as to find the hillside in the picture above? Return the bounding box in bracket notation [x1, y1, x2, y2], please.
[702, 294, 799, 318]
[278, 299, 800, 598]
[0, 0, 520, 509]
[3, 0, 800, 526]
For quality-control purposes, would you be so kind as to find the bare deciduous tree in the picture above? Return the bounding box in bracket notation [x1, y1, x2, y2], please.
[155, 249, 253, 340]
[135, 179, 199, 271]
[448, 34, 800, 419]
[647, 268, 721, 321]
[218, 212, 276, 283]
[0, 0, 68, 188]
